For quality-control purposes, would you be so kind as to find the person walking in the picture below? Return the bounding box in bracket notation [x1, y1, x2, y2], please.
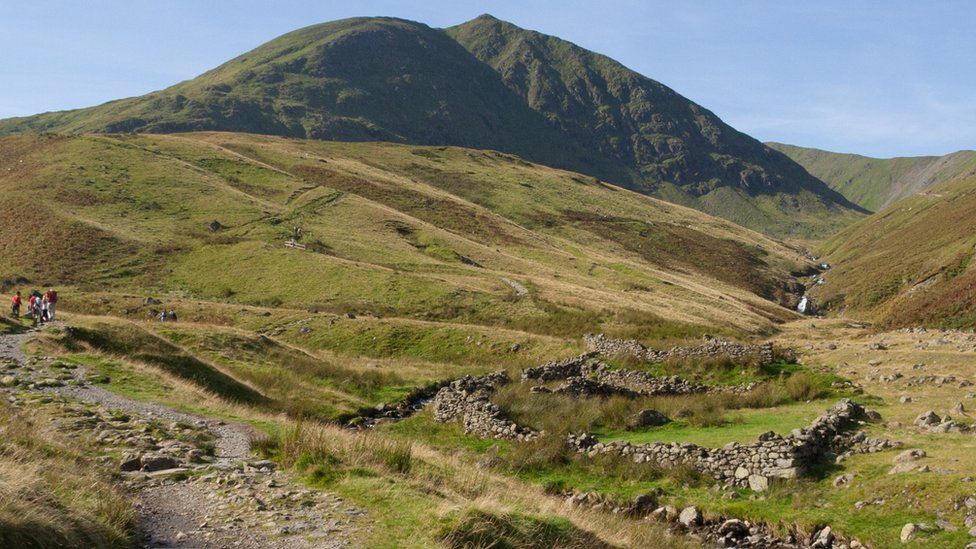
[30, 293, 43, 326]
[10, 291, 21, 318]
[44, 288, 58, 321]
[27, 292, 37, 321]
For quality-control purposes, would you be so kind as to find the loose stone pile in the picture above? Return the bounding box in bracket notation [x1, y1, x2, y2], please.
[904, 374, 973, 388]
[560, 490, 864, 548]
[914, 410, 970, 433]
[567, 400, 895, 490]
[431, 371, 538, 441]
[583, 333, 778, 365]
[651, 505, 863, 549]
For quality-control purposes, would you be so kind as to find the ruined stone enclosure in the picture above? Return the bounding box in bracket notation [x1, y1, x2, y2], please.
[430, 336, 895, 491]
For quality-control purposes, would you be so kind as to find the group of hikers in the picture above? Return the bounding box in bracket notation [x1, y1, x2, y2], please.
[10, 288, 58, 326]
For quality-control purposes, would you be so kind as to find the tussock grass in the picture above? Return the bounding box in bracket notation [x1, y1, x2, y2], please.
[264, 420, 415, 479]
[438, 508, 612, 549]
[0, 400, 136, 548]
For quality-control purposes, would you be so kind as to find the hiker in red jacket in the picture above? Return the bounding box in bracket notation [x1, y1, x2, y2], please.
[10, 292, 21, 318]
[44, 288, 58, 321]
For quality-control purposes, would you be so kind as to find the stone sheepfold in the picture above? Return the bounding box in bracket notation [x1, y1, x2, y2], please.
[568, 399, 896, 489]
[521, 353, 756, 396]
[583, 333, 777, 365]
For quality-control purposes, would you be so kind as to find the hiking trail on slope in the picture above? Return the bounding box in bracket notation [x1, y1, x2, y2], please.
[0, 327, 367, 548]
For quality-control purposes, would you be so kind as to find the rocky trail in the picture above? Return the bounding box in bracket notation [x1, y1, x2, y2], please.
[0, 327, 367, 548]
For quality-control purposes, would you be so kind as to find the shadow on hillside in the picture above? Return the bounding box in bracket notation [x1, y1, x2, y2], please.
[60, 324, 268, 406]
[0, 316, 29, 335]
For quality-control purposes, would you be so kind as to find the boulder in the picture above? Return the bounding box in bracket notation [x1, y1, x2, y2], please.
[140, 455, 179, 472]
[678, 506, 702, 527]
[718, 518, 749, 538]
[119, 455, 142, 472]
[901, 523, 918, 543]
[748, 474, 769, 492]
[628, 409, 671, 428]
[147, 468, 190, 480]
[914, 411, 941, 427]
[812, 526, 834, 548]
[833, 473, 855, 488]
[889, 462, 925, 475]
[894, 449, 926, 463]
[0, 375, 16, 387]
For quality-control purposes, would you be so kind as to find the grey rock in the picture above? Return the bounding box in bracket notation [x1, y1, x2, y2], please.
[678, 506, 702, 527]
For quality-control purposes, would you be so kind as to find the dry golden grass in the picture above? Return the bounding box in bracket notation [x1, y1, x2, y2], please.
[0, 399, 136, 548]
[260, 418, 690, 548]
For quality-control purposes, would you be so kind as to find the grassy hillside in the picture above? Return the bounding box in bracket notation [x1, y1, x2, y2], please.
[769, 142, 976, 211]
[814, 172, 976, 328]
[0, 15, 863, 237]
[0, 132, 810, 340]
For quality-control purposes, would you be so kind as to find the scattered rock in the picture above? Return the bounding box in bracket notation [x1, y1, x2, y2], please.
[894, 449, 927, 463]
[120, 455, 142, 472]
[718, 518, 748, 537]
[914, 411, 941, 427]
[813, 526, 834, 548]
[833, 473, 855, 488]
[901, 523, 918, 543]
[140, 455, 179, 472]
[627, 409, 671, 428]
[748, 474, 769, 492]
[678, 506, 702, 527]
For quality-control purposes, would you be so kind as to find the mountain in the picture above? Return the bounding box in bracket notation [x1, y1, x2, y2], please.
[0, 132, 812, 337]
[813, 171, 976, 328]
[769, 142, 976, 211]
[0, 15, 864, 238]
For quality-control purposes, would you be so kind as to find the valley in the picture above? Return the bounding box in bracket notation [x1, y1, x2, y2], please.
[1, 10, 974, 549]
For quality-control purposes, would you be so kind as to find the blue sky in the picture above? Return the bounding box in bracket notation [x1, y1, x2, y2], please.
[1, 1, 973, 157]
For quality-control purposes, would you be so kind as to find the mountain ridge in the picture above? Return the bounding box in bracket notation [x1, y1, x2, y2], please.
[768, 141, 976, 211]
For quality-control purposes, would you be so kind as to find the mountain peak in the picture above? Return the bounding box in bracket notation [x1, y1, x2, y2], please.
[0, 15, 864, 237]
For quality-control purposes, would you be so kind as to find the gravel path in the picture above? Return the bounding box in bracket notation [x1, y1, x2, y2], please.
[0, 327, 364, 548]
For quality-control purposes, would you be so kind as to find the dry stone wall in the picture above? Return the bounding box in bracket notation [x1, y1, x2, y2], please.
[567, 400, 894, 489]
[431, 371, 538, 441]
[583, 333, 776, 365]
[521, 354, 755, 397]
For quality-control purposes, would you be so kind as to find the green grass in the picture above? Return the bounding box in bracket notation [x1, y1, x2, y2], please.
[595, 398, 832, 446]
